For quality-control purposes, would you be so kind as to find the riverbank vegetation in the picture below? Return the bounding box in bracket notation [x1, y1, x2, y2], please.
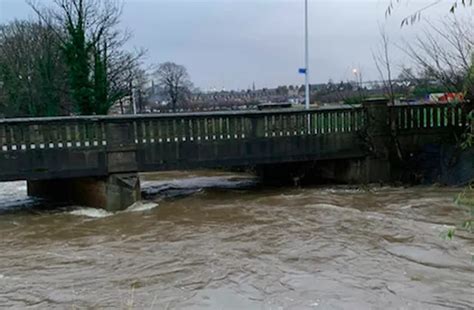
[441, 185, 474, 244]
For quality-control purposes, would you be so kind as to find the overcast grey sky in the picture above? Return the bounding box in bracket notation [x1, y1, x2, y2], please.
[0, 0, 459, 90]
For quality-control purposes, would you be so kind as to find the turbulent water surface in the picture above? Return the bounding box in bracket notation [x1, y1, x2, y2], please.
[0, 171, 473, 309]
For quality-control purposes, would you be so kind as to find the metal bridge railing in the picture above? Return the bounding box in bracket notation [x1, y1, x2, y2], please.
[390, 103, 471, 130]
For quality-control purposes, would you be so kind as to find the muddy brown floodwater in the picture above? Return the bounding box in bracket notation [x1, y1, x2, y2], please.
[0, 171, 473, 309]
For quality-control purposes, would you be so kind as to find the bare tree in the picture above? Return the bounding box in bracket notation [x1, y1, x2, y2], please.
[154, 62, 193, 112]
[128, 66, 149, 113]
[372, 27, 405, 160]
[372, 26, 396, 104]
[386, 0, 473, 25]
[401, 17, 473, 101]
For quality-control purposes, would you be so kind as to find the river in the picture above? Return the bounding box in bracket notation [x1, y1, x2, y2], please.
[0, 171, 472, 309]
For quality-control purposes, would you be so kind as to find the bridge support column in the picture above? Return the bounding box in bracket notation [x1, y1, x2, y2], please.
[27, 173, 140, 212]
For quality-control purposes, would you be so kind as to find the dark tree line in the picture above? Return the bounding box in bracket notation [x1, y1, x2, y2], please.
[0, 0, 144, 118]
[0, 20, 68, 117]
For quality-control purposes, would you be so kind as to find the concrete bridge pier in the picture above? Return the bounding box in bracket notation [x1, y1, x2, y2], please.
[27, 173, 141, 212]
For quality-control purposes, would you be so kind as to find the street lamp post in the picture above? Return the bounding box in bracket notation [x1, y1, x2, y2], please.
[304, 0, 310, 110]
[352, 68, 359, 89]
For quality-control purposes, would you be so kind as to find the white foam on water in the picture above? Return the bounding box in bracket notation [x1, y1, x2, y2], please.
[69, 207, 113, 218]
[306, 203, 362, 213]
[142, 175, 256, 192]
[125, 201, 159, 212]
[0, 181, 33, 211]
[69, 201, 158, 218]
[321, 188, 362, 194]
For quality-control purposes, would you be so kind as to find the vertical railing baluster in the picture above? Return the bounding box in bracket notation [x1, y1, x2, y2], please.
[65, 122, 72, 148]
[202, 117, 208, 140]
[5, 125, 13, 150]
[142, 120, 148, 144]
[414, 107, 419, 129]
[320, 112, 325, 134]
[350, 110, 353, 132]
[455, 106, 461, 127]
[423, 107, 427, 128]
[176, 118, 186, 141]
[154, 119, 162, 143]
[440, 107, 445, 127]
[172, 119, 178, 142]
[146, 120, 153, 143]
[50, 122, 58, 148]
[204, 116, 213, 140]
[448, 106, 453, 127]
[73, 122, 80, 147]
[348, 111, 354, 132]
[187, 118, 194, 141]
[0, 124, 5, 151]
[329, 112, 334, 133]
[85, 121, 92, 147]
[269, 115, 275, 136]
[310, 112, 316, 135]
[13, 123, 23, 150]
[432, 106, 439, 128]
[212, 117, 218, 140]
[334, 111, 339, 133]
[199, 117, 205, 140]
[238, 116, 244, 139]
[406, 108, 412, 129]
[283, 114, 289, 136]
[343, 110, 348, 133]
[296, 113, 302, 135]
[395, 108, 400, 129]
[238, 116, 245, 139]
[429, 106, 434, 128]
[96, 120, 104, 146]
[422, 107, 427, 128]
[42, 123, 50, 149]
[244, 116, 252, 138]
[228, 116, 236, 140]
[167, 118, 174, 142]
[220, 117, 225, 139]
[183, 118, 190, 141]
[82, 121, 89, 146]
[277, 114, 283, 136]
[460, 105, 467, 127]
[57, 122, 66, 148]
[161, 119, 168, 142]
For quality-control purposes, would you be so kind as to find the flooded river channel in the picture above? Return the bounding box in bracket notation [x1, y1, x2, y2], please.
[0, 171, 472, 309]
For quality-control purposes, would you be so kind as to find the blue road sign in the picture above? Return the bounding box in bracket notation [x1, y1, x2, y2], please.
[298, 68, 307, 74]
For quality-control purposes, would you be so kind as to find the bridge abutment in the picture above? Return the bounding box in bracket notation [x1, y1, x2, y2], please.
[27, 173, 141, 211]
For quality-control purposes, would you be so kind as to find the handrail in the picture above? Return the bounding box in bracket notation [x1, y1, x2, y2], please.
[0, 105, 361, 124]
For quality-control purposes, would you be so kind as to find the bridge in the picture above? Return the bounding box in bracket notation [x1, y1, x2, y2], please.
[0, 99, 471, 210]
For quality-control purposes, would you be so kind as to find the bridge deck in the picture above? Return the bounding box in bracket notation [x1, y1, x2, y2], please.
[0, 103, 470, 181]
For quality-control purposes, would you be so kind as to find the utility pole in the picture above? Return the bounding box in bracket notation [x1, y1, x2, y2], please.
[304, 0, 310, 110]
